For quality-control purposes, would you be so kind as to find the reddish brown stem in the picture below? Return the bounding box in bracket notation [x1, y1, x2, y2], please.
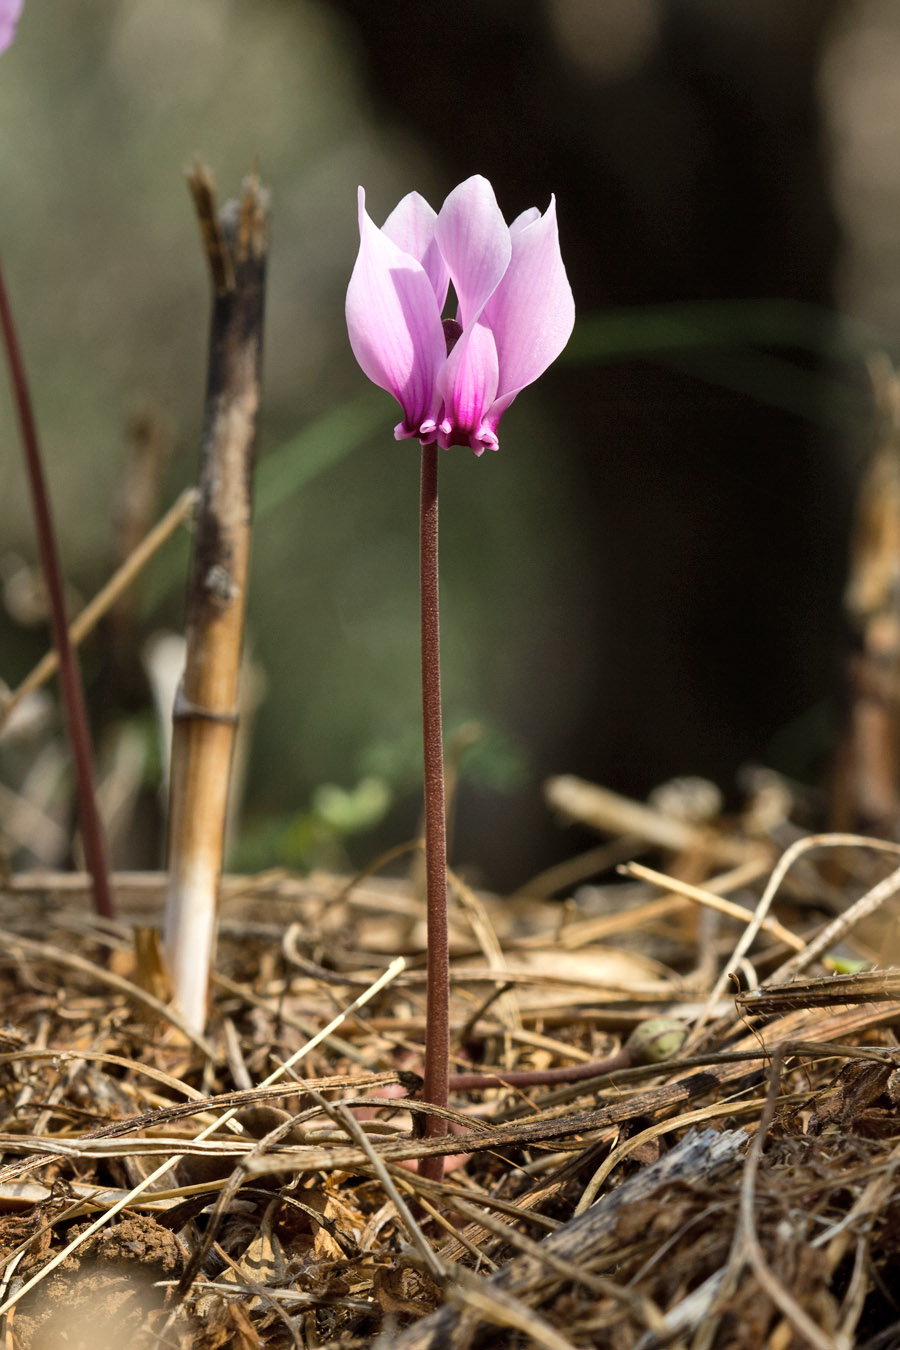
[419, 442, 449, 1183]
[446, 1050, 633, 1094]
[0, 256, 114, 921]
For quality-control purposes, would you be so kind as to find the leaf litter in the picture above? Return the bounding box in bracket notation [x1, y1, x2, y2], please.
[1, 788, 900, 1347]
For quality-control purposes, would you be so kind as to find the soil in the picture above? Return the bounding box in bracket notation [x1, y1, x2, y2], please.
[11, 1213, 184, 1350]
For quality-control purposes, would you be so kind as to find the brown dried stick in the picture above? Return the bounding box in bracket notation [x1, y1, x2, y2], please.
[831, 355, 900, 836]
[164, 164, 269, 1031]
[620, 859, 804, 951]
[0, 487, 197, 730]
[545, 775, 766, 867]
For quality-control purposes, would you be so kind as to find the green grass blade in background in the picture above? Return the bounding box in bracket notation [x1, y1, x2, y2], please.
[140, 390, 387, 615]
[566, 299, 884, 428]
[567, 299, 890, 363]
[658, 347, 865, 429]
[142, 299, 888, 616]
[254, 389, 387, 520]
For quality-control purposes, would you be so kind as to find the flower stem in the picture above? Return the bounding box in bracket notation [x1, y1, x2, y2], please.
[0, 255, 115, 921]
[419, 441, 449, 1183]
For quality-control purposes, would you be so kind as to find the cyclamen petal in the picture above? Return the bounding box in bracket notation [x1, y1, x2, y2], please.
[346, 176, 574, 455]
[509, 207, 541, 234]
[345, 188, 446, 440]
[436, 320, 500, 455]
[483, 196, 575, 404]
[382, 192, 450, 312]
[0, 0, 22, 52]
[434, 176, 511, 330]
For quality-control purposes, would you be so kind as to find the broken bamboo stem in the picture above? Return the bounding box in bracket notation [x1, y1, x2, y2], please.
[163, 163, 269, 1032]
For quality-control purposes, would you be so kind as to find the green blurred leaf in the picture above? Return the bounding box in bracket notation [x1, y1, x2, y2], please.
[823, 956, 870, 975]
[312, 775, 392, 833]
[454, 724, 529, 793]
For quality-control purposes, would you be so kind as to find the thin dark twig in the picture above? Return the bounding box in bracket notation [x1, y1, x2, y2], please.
[0, 255, 114, 921]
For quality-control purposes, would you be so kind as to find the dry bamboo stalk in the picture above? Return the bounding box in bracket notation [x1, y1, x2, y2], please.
[164, 164, 269, 1031]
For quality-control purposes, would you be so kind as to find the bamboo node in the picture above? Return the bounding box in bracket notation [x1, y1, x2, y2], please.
[173, 684, 239, 726]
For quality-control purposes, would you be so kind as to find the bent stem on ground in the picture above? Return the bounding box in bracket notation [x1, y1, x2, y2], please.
[0, 255, 115, 922]
[418, 442, 450, 1184]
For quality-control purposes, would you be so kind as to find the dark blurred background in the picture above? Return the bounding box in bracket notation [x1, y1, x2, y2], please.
[0, 0, 897, 889]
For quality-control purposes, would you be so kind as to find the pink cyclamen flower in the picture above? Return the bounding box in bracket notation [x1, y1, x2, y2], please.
[0, 0, 22, 53]
[346, 174, 575, 455]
